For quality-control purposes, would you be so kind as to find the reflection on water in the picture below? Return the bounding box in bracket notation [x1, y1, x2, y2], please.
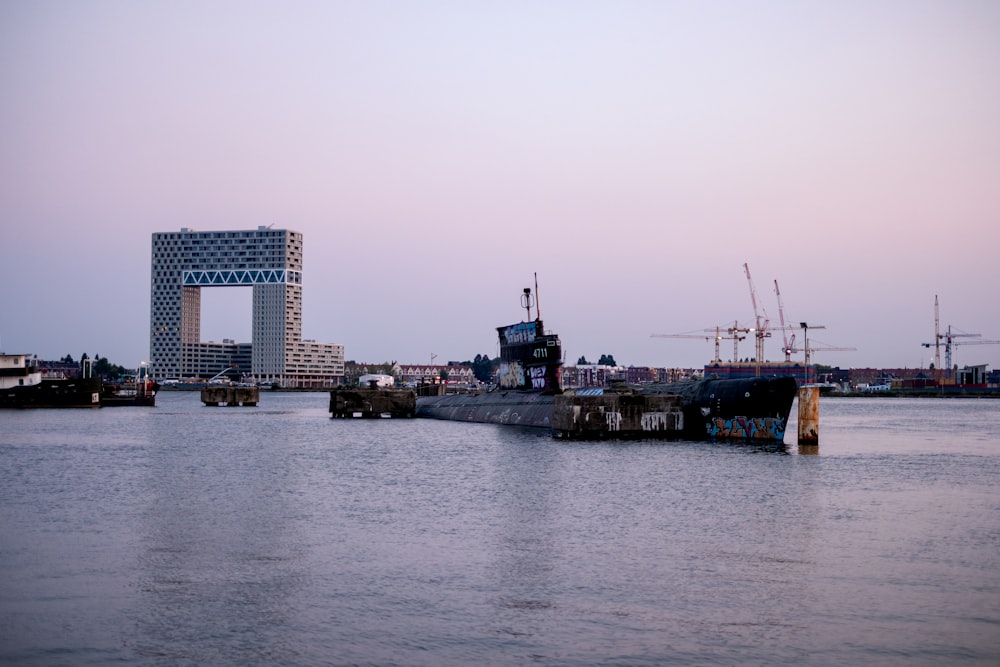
[0, 394, 998, 665]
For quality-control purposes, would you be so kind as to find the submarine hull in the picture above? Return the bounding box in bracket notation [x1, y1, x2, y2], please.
[416, 375, 797, 442]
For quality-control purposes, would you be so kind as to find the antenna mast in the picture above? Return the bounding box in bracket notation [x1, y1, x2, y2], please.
[534, 272, 541, 321]
[521, 287, 534, 322]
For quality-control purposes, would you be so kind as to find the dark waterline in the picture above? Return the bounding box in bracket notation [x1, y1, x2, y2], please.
[2, 393, 998, 666]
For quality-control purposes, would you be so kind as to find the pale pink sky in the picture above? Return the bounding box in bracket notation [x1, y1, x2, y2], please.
[2, 1, 998, 371]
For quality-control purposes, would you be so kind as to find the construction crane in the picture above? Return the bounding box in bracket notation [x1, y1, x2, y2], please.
[651, 321, 749, 363]
[773, 279, 796, 362]
[769, 278, 854, 365]
[743, 263, 771, 373]
[790, 322, 856, 366]
[921, 295, 1000, 380]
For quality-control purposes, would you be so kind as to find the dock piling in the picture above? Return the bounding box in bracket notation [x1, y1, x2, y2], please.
[797, 385, 819, 446]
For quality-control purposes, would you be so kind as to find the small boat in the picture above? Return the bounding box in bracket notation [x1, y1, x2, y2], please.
[101, 362, 158, 407]
[0, 353, 102, 408]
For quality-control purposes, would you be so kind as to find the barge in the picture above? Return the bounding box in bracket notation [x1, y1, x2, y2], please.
[0, 353, 102, 408]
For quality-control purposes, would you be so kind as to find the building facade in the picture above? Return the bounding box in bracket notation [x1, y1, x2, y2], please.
[150, 227, 344, 386]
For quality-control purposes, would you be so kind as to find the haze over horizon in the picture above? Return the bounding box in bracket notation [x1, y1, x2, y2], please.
[2, 1, 998, 372]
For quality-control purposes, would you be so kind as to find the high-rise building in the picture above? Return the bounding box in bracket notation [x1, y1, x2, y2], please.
[149, 227, 344, 386]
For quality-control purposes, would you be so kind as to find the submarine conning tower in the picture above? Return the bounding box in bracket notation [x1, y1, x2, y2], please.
[495, 287, 563, 394]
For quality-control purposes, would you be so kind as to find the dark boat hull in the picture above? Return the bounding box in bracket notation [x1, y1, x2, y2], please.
[0, 378, 103, 409]
[640, 375, 797, 441]
[100, 382, 159, 407]
[416, 376, 797, 442]
[100, 394, 157, 407]
[416, 391, 556, 428]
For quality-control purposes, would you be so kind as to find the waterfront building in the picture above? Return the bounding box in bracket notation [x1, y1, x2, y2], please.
[150, 227, 344, 386]
[397, 364, 475, 386]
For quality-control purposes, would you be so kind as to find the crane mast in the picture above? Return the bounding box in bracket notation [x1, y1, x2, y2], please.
[933, 295, 941, 381]
[743, 263, 770, 374]
[920, 295, 998, 380]
[773, 279, 795, 362]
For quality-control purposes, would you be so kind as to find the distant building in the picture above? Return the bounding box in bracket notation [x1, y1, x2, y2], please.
[956, 365, 989, 386]
[815, 367, 850, 385]
[344, 362, 476, 387]
[562, 364, 617, 388]
[397, 364, 474, 386]
[150, 227, 344, 387]
[848, 367, 934, 387]
[624, 366, 654, 384]
[182, 339, 252, 380]
[38, 359, 81, 379]
[704, 361, 815, 384]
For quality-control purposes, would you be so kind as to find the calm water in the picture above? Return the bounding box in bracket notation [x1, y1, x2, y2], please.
[1, 393, 998, 666]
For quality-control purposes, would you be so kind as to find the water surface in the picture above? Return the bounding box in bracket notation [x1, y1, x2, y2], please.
[2, 393, 998, 665]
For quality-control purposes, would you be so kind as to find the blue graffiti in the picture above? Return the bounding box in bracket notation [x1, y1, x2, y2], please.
[706, 416, 786, 441]
[503, 322, 536, 345]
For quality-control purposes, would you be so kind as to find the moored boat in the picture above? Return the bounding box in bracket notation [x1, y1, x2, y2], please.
[416, 284, 797, 441]
[0, 353, 102, 408]
[101, 362, 158, 407]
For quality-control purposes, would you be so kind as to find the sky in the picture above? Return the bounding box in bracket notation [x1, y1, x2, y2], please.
[2, 1, 998, 372]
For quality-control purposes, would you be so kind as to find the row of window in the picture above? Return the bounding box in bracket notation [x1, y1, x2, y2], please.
[154, 230, 294, 241]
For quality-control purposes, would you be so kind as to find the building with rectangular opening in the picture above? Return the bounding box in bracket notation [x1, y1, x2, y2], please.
[150, 227, 344, 386]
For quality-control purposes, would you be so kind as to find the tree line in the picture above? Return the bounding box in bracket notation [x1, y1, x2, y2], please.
[59, 353, 130, 379]
[576, 354, 617, 366]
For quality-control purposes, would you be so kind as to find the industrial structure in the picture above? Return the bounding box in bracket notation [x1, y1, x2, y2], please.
[149, 227, 344, 386]
[922, 294, 1000, 381]
[652, 263, 855, 383]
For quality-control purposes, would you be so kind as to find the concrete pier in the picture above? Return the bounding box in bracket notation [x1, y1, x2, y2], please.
[797, 385, 819, 446]
[201, 386, 259, 406]
[330, 387, 416, 418]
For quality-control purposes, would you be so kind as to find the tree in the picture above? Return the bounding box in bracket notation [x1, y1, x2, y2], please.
[471, 353, 495, 383]
[61, 354, 75, 364]
[598, 354, 617, 366]
[91, 355, 128, 379]
[577, 356, 590, 365]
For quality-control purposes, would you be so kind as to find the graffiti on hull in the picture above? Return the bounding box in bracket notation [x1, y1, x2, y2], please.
[498, 361, 525, 390]
[706, 416, 786, 441]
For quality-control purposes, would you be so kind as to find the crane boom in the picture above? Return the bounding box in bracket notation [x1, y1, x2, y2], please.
[652, 321, 749, 363]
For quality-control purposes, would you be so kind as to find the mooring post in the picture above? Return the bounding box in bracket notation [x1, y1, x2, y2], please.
[797, 385, 819, 446]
